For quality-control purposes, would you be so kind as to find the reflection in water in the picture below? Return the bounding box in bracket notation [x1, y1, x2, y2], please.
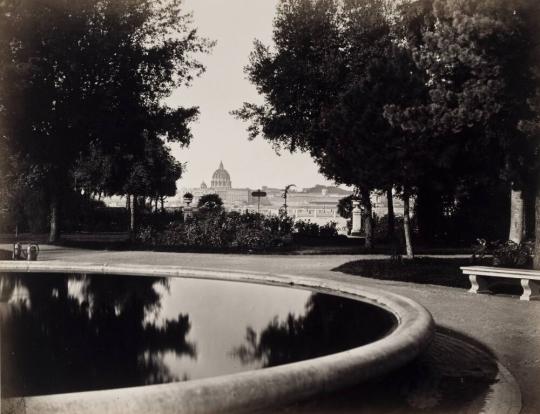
[1, 273, 396, 399]
[233, 293, 396, 367]
[0, 273, 195, 397]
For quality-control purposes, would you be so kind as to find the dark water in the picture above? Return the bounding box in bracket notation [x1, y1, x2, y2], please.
[0, 273, 396, 398]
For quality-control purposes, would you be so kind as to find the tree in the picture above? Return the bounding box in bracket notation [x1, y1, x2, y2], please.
[519, 81, 540, 269]
[235, 0, 426, 253]
[197, 193, 224, 212]
[0, 0, 212, 242]
[385, 0, 540, 249]
[337, 195, 354, 221]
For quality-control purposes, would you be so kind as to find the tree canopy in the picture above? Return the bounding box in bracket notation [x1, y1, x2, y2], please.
[235, 0, 540, 255]
[234, 0, 430, 249]
[385, 0, 540, 191]
[0, 0, 213, 240]
[197, 193, 224, 212]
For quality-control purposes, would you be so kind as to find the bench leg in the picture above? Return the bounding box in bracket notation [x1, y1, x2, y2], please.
[520, 279, 540, 301]
[468, 275, 491, 294]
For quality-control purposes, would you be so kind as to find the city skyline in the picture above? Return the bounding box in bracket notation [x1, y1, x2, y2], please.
[166, 0, 338, 190]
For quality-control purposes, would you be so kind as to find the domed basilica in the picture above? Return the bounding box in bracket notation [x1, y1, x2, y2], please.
[210, 161, 232, 189]
[178, 160, 357, 233]
[187, 161, 250, 208]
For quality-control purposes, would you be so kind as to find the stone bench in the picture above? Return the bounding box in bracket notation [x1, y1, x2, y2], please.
[461, 266, 540, 301]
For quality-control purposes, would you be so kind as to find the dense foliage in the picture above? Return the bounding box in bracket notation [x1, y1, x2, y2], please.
[474, 239, 534, 269]
[234, 0, 418, 249]
[235, 0, 540, 261]
[294, 220, 339, 239]
[0, 0, 212, 241]
[137, 211, 341, 252]
[138, 211, 294, 252]
[196, 193, 224, 212]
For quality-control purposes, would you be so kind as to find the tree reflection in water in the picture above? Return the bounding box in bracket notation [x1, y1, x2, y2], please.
[0, 273, 196, 397]
[233, 293, 396, 367]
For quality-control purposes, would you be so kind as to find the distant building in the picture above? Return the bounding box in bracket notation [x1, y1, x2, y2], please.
[371, 192, 406, 218]
[104, 161, 407, 234]
[171, 161, 353, 232]
[210, 161, 232, 189]
[178, 162, 251, 209]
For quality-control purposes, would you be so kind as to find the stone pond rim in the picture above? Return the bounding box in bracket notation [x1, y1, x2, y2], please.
[0, 260, 435, 414]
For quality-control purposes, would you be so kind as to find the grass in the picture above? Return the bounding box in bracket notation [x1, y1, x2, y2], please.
[332, 257, 493, 289]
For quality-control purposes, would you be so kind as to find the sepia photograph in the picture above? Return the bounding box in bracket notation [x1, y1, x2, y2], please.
[0, 0, 539, 413]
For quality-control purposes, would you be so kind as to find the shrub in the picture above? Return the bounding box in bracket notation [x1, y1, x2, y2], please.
[139, 210, 183, 231]
[337, 195, 354, 219]
[373, 214, 405, 242]
[474, 239, 534, 269]
[319, 221, 339, 238]
[138, 210, 294, 252]
[136, 224, 156, 245]
[197, 193, 224, 212]
[293, 220, 320, 238]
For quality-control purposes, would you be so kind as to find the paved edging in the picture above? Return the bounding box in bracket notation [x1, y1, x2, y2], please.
[483, 358, 522, 414]
[424, 329, 522, 414]
[1, 260, 434, 414]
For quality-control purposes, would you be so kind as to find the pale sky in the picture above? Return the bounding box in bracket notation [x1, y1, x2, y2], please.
[167, 0, 337, 190]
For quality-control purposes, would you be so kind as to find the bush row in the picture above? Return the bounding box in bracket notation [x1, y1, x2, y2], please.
[137, 211, 341, 252]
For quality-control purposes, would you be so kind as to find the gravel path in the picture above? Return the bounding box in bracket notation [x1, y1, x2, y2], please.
[2, 245, 539, 413]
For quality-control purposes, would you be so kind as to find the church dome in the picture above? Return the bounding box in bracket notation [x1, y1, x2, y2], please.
[211, 161, 232, 189]
[200, 181, 208, 189]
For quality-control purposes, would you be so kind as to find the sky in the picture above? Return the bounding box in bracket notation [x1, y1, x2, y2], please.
[166, 0, 337, 190]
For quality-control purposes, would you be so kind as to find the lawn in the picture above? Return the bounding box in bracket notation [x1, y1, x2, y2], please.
[332, 257, 493, 289]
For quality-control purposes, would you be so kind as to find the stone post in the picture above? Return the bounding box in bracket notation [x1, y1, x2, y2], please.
[183, 206, 193, 221]
[351, 200, 362, 237]
[183, 193, 194, 221]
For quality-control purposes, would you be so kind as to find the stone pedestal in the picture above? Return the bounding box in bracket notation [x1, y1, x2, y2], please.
[351, 200, 362, 237]
[183, 206, 193, 221]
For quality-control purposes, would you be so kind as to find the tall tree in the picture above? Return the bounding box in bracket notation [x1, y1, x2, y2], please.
[0, 0, 212, 242]
[519, 81, 540, 269]
[385, 0, 540, 248]
[235, 0, 425, 251]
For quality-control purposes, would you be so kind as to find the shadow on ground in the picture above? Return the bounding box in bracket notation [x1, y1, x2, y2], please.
[259, 326, 499, 414]
[332, 257, 525, 296]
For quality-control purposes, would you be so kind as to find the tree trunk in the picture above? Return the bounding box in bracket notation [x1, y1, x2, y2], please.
[416, 185, 444, 244]
[386, 186, 395, 242]
[129, 194, 136, 242]
[126, 194, 131, 235]
[524, 186, 536, 240]
[49, 196, 59, 243]
[533, 191, 540, 270]
[509, 188, 525, 243]
[160, 196, 165, 212]
[360, 187, 373, 249]
[403, 192, 414, 259]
